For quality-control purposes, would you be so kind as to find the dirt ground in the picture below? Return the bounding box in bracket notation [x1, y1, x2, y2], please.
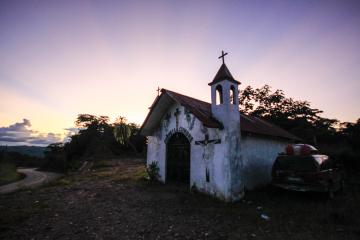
[0, 158, 359, 240]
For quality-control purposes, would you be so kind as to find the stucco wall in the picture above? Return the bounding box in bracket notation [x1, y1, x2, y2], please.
[146, 101, 290, 200]
[210, 80, 243, 200]
[147, 103, 207, 184]
[241, 135, 288, 189]
[146, 102, 235, 199]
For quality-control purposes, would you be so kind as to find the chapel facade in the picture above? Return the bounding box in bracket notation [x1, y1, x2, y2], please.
[140, 54, 299, 201]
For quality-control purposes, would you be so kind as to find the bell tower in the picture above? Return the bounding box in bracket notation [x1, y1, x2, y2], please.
[209, 51, 241, 125]
[208, 51, 243, 201]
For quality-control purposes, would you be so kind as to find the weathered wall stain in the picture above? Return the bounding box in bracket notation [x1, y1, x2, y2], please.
[147, 101, 289, 201]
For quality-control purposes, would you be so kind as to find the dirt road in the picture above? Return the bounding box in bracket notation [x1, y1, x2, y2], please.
[0, 159, 359, 240]
[0, 168, 61, 194]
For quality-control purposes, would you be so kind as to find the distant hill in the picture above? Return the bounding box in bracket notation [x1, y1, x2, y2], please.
[0, 146, 45, 158]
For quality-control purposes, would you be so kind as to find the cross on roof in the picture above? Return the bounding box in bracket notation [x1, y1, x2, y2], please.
[156, 87, 161, 96]
[218, 50, 228, 64]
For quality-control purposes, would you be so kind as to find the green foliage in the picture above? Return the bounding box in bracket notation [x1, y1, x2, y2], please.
[0, 153, 22, 185]
[42, 114, 144, 172]
[114, 117, 143, 154]
[146, 161, 160, 181]
[113, 116, 139, 146]
[0, 162, 20, 185]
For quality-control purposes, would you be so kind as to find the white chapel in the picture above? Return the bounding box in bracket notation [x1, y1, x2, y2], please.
[140, 52, 299, 201]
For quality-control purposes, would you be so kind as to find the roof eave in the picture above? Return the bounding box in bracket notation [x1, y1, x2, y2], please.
[241, 130, 300, 142]
[139, 92, 175, 136]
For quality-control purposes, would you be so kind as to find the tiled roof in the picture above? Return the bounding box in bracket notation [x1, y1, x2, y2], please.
[140, 89, 300, 141]
[165, 89, 221, 128]
[239, 114, 300, 140]
[208, 63, 240, 86]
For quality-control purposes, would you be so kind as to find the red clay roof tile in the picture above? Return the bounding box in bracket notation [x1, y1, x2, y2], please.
[141, 89, 300, 141]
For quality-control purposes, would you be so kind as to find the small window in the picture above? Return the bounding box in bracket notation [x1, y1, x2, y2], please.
[230, 85, 236, 104]
[216, 85, 223, 105]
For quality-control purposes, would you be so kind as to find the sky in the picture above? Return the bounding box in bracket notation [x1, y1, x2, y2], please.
[1, 0, 360, 146]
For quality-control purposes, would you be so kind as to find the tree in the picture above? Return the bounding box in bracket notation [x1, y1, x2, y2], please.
[67, 114, 118, 158]
[239, 85, 338, 143]
[113, 116, 139, 146]
[64, 114, 141, 163]
[341, 118, 360, 151]
[43, 142, 67, 172]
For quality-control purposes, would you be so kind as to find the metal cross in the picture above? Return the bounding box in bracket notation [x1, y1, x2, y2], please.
[156, 87, 161, 96]
[195, 134, 221, 146]
[174, 108, 181, 129]
[218, 50, 228, 64]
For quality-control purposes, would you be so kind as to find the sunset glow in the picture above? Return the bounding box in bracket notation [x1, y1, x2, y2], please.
[1, 0, 360, 146]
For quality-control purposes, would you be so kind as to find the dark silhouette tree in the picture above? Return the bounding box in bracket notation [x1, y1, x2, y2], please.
[341, 119, 360, 151]
[239, 85, 338, 144]
[43, 142, 66, 172]
[51, 114, 144, 171]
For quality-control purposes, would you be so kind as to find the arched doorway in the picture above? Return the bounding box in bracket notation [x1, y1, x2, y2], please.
[166, 132, 191, 183]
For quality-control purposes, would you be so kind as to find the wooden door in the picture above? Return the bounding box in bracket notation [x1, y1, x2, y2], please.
[166, 133, 190, 183]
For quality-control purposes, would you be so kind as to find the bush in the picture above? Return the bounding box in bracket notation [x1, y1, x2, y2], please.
[146, 161, 160, 181]
[0, 157, 21, 185]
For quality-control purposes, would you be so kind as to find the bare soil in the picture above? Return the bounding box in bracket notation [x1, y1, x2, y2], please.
[0, 158, 359, 240]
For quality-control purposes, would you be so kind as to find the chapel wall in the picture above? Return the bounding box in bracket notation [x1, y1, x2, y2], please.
[147, 103, 217, 192]
[146, 127, 166, 182]
[198, 127, 229, 199]
[241, 135, 288, 189]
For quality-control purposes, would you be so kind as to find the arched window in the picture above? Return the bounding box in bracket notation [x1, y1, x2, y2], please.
[230, 85, 236, 104]
[216, 85, 223, 105]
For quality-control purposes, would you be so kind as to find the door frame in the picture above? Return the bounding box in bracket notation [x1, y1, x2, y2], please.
[165, 131, 192, 183]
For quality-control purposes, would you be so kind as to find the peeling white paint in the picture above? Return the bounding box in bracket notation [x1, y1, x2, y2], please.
[241, 135, 288, 190]
[145, 78, 292, 201]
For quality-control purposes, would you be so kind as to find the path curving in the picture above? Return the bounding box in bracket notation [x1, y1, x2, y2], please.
[0, 168, 61, 194]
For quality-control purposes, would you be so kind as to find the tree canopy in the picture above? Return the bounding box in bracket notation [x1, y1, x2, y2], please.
[239, 85, 338, 143]
[43, 114, 144, 172]
[113, 117, 139, 146]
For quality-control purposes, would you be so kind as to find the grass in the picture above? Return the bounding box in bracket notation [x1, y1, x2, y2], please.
[44, 177, 74, 187]
[88, 163, 148, 183]
[92, 159, 111, 169]
[0, 162, 24, 186]
[41, 159, 148, 189]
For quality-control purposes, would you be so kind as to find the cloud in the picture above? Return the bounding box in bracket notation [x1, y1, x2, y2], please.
[0, 119, 62, 146]
[64, 127, 79, 135]
[63, 127, 79, 143]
